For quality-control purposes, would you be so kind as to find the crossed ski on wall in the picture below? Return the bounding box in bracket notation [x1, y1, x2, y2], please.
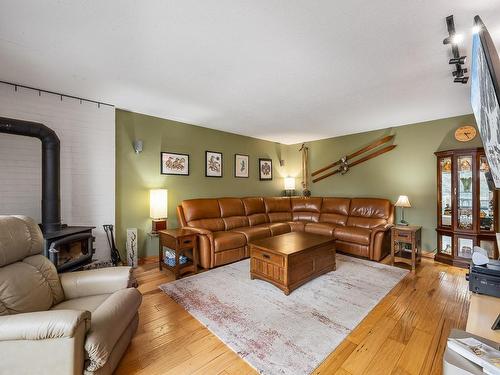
[311, 135, 397, 183]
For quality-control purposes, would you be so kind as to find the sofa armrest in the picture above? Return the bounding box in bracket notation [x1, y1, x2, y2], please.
[0, 310, 90, 341]
[60, 266, 132, 299]
[371, 224, 393, 236]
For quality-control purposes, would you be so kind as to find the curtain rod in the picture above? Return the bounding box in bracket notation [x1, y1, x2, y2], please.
[0, 80, 114, 108]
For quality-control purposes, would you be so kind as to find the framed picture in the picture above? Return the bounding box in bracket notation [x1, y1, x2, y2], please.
[234, 154, 249, 178]
[206, 151, 223, 177]
[259, 158, 273, 180]
[161, 152, 189, 175]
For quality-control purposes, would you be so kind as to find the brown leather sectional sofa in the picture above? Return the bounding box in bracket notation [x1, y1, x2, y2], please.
[177, 197, 394, 269]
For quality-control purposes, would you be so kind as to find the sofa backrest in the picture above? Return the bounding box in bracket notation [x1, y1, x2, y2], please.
[178, 196, 393, 230]
[242, 197, 268, 226]
[346, 198, 393, 228]
[319, 198, 351, 226]
[218, 198, 249, 230]
[181, 199, 225, 232]
[291, 197, 321, 222]
[264, 197, 292, 222]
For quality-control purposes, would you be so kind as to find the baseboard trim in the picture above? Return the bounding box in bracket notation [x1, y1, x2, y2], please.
[138, 255, 159, 265]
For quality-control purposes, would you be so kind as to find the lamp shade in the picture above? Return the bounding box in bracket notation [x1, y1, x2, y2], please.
[150, 189, 168, 219]
[395, 195, 411, 208]
[284, 177, 296, 190]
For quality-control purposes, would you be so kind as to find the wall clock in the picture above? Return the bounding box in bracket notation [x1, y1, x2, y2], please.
[454, 125, 477, 142]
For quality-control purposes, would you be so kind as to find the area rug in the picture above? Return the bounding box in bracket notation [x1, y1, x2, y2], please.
[160, 254, 408, 375]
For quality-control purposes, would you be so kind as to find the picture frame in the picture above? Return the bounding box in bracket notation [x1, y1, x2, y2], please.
[206, 151, 223, 177]
[234, 154, 249, 178]
[161, 152, 189, 175]
[259, 158, 273, 180]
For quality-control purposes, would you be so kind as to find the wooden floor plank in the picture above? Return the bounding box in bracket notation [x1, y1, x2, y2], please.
[116, 257, 469, 375]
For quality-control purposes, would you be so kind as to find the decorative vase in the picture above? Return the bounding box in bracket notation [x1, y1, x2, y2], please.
[126, 228, 138, 268]
[460, 177, 472, 193]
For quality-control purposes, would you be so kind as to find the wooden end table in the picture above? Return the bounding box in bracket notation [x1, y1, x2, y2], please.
[158, 228, 198, 279]
[391, 225, 422, 271]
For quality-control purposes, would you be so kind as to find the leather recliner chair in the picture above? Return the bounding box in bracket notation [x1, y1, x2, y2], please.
[0, 216, 142, 375]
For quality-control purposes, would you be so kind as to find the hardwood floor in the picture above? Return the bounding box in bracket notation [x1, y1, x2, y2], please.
[115, 257, 469, 375]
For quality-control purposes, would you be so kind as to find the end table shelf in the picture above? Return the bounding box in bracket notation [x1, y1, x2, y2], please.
[391, 225, 422, 271]
[158, 228, 199, 279]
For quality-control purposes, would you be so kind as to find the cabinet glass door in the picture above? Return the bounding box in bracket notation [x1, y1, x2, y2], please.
[457, 155, 473, 230]
[440, 157, 452, 227]
[440, 234, 453, 256]
[479, 156, 495, 231]
[457, 237, 474, 259]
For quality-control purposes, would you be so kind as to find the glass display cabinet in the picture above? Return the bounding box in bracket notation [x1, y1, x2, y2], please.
[435, 148, 498, 267]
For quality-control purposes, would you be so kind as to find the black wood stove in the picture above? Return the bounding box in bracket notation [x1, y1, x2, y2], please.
[0, 116, 95, 272]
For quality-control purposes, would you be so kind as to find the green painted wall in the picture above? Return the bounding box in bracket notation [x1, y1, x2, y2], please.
[116, 109, 289, 258]
[287, 114, 483, 252]
[116, 109, 489, 259]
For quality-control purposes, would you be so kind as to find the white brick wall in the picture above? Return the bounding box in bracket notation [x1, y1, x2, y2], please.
[0, 83, 115, 260]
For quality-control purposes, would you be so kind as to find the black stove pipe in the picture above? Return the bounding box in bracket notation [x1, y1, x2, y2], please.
[0, 116, 61, 233]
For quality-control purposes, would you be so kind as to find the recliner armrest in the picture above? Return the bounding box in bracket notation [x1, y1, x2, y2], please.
[60, 266, 132, 299]
[0, 309, 90, 341]
[371, 223, 393, 235]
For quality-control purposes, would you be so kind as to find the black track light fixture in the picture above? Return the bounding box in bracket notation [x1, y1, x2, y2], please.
[443, 15, 469, 84]
[454, 76, 469, 84]
[449, 56, 467, 65]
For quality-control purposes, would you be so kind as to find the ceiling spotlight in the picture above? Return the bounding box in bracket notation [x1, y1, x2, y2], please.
[454, 76, 469, 84]
[452, 33, 464, 44]
[449, 56, 467, 65]
[453, 68, 468, 77]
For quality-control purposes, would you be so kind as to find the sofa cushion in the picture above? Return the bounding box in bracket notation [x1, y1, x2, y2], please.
[223, 216, 249, 230]
[288, 221, 307, 232]
[334, 226, 371, 245]
[319, 197, 350, 226]
[291, 197, 322, 222]
[248, 213, 268, 226]
[218, 198, 245, 217]
[51, 294, 110, 313]
[213, 231, 247, 252]
[231, 225, 271, 243]
[267, 222, 291, 236]
[264, 197, 292, 222]
[305, 222, 336, 236]
[242, 197, 266, 215]
[347, 198, 392, 228]
[183, 199, 225, 231]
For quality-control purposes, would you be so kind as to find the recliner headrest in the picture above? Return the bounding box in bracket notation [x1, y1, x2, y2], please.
[0, 216, 43, 267]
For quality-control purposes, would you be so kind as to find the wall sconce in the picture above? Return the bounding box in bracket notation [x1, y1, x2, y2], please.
[284, 177, 296, 197]
[133, 140, 143, 154]
[150, 189, 168, 234]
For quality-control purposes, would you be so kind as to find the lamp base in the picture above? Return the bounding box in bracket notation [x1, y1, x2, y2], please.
[399, 220, 409, 226]
[151, 219, 167, 234]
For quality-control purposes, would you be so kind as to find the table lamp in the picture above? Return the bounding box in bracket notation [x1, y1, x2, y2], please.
[284, 177, 296, 197]
[150, 189, 168, 234]
[395, 195, 411, 226]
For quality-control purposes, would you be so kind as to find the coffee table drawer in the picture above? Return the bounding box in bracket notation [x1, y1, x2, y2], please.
[251, 248, 284, 266]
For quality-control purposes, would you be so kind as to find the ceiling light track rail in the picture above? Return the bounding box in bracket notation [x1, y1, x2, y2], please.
[0, 80, 114, 108]
[443, 15, 469, 84]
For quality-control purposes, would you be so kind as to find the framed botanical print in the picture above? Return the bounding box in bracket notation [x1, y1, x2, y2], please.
[259, 158, 273, 180]
[206, 151, 223, 177]
[234, 154, 249, 178]
[161, 152, 189, 175]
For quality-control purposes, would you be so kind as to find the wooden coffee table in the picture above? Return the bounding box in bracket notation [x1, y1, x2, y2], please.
[249, 231, 336, 295]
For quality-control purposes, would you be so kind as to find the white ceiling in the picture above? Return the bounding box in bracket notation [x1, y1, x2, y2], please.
[1, 1, 499, 144]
